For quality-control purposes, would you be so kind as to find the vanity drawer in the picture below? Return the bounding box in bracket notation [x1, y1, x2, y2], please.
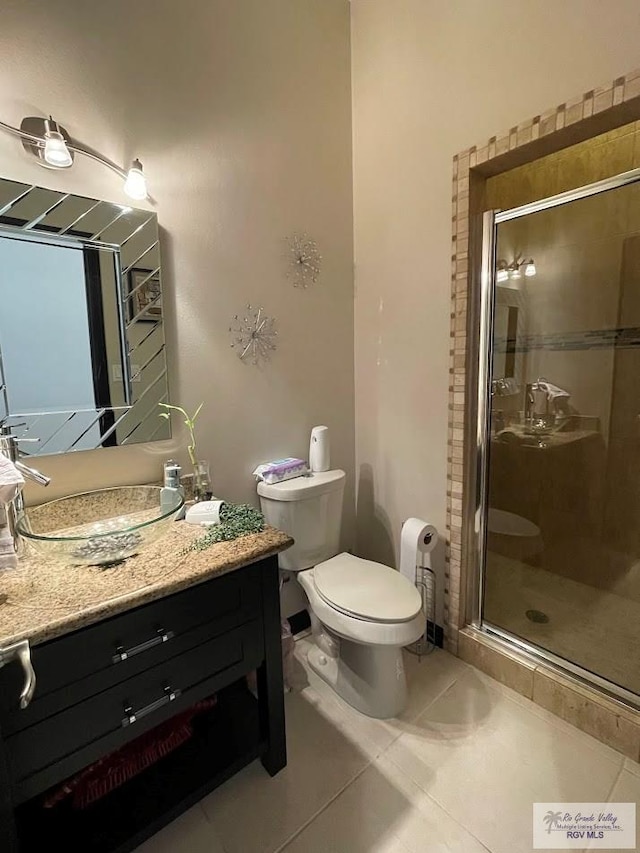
[6, 617, 264, 798]
[0, 564, 262, 727]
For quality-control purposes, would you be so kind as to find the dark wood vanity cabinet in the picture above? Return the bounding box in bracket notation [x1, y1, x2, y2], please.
[0, 555, 286, 852]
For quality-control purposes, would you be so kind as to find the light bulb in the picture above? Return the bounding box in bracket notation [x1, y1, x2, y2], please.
[509, 265, 522, 280]
[43, 119, 72, 168]
[123, 159, 148, 200]
[496, 268, 509, 283]
[524, 260, 537, 277]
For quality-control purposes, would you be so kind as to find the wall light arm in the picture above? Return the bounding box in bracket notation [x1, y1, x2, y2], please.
[66, 138, 128, 181]
[0, 117, 44, 147]
[0, 115, 149, 202]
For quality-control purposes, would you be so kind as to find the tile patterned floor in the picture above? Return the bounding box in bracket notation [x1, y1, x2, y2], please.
[136, 637, 640, 853]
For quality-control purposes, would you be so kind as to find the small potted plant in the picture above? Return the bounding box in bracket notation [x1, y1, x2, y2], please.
[159, 402, 211, 501]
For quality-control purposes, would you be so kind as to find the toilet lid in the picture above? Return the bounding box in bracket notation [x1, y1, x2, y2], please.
[314, 553, 422, 623]
[488, 508, 540, 537]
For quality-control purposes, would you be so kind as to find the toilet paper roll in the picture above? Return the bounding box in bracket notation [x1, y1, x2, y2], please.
[399, 518, 438, 584]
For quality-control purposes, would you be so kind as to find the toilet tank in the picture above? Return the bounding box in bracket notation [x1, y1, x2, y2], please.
[257, 470, 346, 571]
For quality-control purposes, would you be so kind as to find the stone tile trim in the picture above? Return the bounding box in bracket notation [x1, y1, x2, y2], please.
[446, 66, 640, 655]
[460, 627, 640, 762]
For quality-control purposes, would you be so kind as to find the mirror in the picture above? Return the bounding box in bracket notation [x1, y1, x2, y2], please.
[492, 285, 525, 385]
[0, 178, 171, 455]
[492, 303, 518, 379]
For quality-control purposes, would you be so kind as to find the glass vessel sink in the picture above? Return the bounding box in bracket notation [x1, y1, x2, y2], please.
[16, 486, 185, 567]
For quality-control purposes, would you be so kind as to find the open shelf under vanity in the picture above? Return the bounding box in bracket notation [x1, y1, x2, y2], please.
[16, 681, 262, 853]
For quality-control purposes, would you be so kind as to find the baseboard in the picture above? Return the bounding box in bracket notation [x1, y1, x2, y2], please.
[428, 620, 444, 649]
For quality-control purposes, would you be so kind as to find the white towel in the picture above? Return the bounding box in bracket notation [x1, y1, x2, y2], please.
[536, 379, 570, 401]
[0, 454, 24, 504]
[0, 455, 23, 569]
[0, 512, 17, 569]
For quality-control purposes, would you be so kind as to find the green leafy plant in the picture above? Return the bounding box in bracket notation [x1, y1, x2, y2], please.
[158, 402, 204, 468]
[183, 504, 265, 553]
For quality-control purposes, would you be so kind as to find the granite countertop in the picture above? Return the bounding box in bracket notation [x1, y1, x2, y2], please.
[0, 523, 293, 649]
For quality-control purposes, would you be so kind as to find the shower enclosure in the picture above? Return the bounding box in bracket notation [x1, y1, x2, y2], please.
[473, 169, 640, 707]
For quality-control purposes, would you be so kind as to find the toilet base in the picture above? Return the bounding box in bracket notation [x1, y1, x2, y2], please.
[306, 637, 408, 719]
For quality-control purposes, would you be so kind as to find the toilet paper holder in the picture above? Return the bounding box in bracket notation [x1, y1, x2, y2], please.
[406, 563, 436, 658]
[400, 518, 438, 659]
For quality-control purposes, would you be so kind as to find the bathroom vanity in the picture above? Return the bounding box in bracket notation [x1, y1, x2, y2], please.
[0, 523, 292, 852]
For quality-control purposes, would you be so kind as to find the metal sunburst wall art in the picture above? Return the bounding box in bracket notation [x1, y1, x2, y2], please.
[287, 233, 322, 288]
[229, 305, 278, 365]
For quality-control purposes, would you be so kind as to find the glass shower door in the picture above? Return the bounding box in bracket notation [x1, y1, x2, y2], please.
[481, 173, 640, 700]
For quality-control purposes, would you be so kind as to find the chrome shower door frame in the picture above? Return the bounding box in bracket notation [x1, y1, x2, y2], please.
[468, 168, 640, 709]
[466, 209, 496, 630]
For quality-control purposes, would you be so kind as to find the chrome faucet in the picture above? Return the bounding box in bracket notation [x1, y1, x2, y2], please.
[0, 424, 51, 552]
[524, 383, 537, 422]
[524, 380, 556, 435]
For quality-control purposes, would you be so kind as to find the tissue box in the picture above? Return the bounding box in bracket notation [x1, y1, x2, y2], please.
[253, 458, 309, 485]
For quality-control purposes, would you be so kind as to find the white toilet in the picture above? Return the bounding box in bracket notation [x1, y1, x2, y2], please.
[258, 470, 424, 719]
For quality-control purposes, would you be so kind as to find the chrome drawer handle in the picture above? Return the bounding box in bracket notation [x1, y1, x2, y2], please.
[121, 684, 181, 727]
[112, 627, 175, 663]
[0, 639, 37, 709]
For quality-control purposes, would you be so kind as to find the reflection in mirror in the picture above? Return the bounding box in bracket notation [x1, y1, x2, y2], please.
[492, 285, 525, 387]
[492, 303, 518, 379]
[0, 178, 171, 455]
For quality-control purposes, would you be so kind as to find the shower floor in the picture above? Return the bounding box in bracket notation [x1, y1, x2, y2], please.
[484, 546, 640, 696]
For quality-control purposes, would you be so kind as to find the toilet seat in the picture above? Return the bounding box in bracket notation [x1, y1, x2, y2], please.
[488, 508, 540, 538]
[298, 566, 425, 649]
[313, 552, 422, 624]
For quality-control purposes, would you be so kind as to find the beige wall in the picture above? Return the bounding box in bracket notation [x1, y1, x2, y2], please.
[0, 0, 355, 544]
[351, 0, 640, 571]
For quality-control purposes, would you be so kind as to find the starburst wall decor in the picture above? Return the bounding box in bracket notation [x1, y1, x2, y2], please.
[286, 233, 322, 288]
[229, 305, 278, 365]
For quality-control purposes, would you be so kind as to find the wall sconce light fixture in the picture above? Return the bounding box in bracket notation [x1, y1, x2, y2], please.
[0, 115, 148, 201]
[496, 254, 536, 283]
[496, 260, 510, 283]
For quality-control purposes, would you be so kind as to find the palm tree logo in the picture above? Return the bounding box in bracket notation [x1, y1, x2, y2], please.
[543, 811, 563, 834]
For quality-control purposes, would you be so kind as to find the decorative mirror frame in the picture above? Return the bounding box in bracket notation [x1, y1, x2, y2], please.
[0, 177, 171, 455]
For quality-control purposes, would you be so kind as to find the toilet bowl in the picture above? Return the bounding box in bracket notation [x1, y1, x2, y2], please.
[257, 470, 425, 719]
[298, 553, 424, 718]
